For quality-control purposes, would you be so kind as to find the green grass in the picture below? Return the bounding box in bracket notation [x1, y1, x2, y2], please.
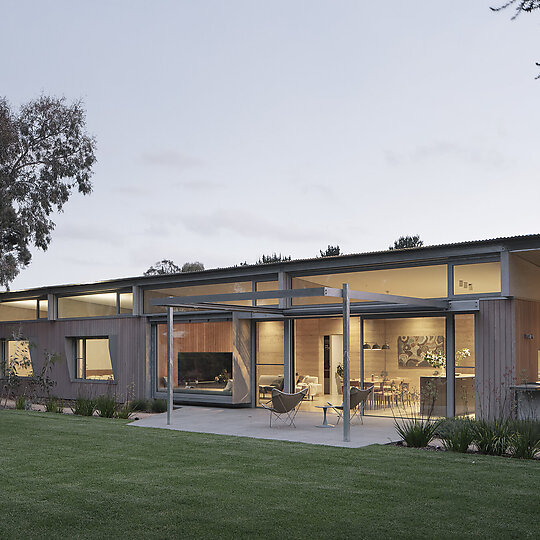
[1, 410, 539, 539]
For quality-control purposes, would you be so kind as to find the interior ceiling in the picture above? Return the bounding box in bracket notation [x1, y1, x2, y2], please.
[513, 250, 540, 268]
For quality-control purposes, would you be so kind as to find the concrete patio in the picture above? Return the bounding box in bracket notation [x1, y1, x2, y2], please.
[129, 406, 400, 448]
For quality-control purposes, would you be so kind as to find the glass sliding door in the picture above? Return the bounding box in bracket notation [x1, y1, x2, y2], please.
[454, 313, 476, 418]
[293, 317, 361, 412]
[362, 316, 447, 418]
[256, 321, 284, 405]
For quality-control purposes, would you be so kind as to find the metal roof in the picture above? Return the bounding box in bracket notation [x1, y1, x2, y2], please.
[2, 232, 540, 298]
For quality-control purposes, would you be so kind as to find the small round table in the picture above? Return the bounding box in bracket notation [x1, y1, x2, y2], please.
[315, 405, 335, 428]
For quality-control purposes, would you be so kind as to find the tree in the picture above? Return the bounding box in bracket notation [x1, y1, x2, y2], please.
[492, 0, 540, 18]
[144, 260, 205, 275]
[181, 261, 204, 272]
[320, 245, 341, 257]
[491, 0, 540, 78]
[389, 235, 424, 250]
[144, 260, 181, 275]
[256, 253, 292, 264]
[0, 96, 96, 289]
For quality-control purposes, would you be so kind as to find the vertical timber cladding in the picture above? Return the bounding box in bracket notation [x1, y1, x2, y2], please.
[0, 317, 147, 401]
[232, 313, 251, 404]
[514, 299, 540, 384]
[476, 299, 515, 420]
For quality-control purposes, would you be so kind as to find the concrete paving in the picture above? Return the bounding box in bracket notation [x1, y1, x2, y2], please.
[129, 406, 400, 448]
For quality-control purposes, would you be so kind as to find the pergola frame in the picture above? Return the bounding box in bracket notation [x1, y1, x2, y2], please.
[151, 286, 451, 442]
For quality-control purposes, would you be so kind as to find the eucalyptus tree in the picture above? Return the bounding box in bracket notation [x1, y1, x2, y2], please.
[0, 96, 96, 289]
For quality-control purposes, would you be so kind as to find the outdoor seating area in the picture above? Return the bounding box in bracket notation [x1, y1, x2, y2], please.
[129, 404, 400, 448]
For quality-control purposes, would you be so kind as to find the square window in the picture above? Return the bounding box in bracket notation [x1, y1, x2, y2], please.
[74, 338, 114, 381]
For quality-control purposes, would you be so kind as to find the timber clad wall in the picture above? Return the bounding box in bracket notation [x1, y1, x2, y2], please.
[476, 299, 515, 419]
[0, 317, 147, 401]
[514, 299, 540, 384]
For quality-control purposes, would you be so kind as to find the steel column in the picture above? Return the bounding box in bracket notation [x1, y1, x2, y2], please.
[343, 283, 351, 442]
[446, 314, 455, 417]
[283, 320, 291, 393]
[166, 306, 174, 425]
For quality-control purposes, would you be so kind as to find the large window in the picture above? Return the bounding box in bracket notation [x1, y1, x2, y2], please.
[256, 281, 279, 306]
[74, 338, 114, 380]
[1, 339, 33, 377]
[454, 314, 475, 417]
[453, 262, 500, 295]
[0, 300, 38, 322]
[156, 321, 233, 394]
[256, 321, 284, 405]
[294, 317, 361, 402]
[292, 265, 448, 305]
[362, 317, 447, 418]
[59, 292, 132, 318]
[145, 282, 252, 314]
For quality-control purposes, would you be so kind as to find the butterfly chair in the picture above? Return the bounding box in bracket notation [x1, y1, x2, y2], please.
[261, 387, 309, 428]
[327, 386, 373, 425]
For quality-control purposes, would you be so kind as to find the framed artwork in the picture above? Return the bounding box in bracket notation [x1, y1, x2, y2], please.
[397, 335, 444, 368]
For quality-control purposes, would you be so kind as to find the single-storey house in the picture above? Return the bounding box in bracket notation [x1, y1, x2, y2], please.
[2, 234, 540, 419]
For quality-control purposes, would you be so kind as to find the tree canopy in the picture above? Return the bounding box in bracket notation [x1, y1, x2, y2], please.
[491, 0, 540, 77]
[181, 261, 205, 273]
[491, 0, 540, 18]
[389, 235, 424, 250]
[320, 245, 341, 257]
[256, 253, 292, 264]
[144, 260, 204, 276]
[0, 96, 96, 289]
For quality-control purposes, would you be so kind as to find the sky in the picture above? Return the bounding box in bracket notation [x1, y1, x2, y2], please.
[2, 0, 540, 291]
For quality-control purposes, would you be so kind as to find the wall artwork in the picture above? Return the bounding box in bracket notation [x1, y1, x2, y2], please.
[397, 335, 444, 368]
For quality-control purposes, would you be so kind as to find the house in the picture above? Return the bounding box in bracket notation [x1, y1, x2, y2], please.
[2, 234, 540, 419]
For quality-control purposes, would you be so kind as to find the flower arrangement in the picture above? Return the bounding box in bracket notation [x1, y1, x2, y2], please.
[455, 348, 471, 365]
[423, 351, 446, 370]
[423, 348, 471, 374]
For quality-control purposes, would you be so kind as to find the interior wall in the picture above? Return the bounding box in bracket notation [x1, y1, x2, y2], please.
[58, 298, 116, 318]
[509, 254, 540, 302]
[363, 318, 446, 392]
[514, 299, 540, 383]
[0, 303, 37, 322]
[294, 317, 361, 384]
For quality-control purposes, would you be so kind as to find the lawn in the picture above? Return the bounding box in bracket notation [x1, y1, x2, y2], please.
[0, 410, 538, 539]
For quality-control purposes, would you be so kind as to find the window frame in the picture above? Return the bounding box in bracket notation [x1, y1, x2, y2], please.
[72, 336, 115, 382]
[0, 338, 34, 378]
[56, 289, 133, 320]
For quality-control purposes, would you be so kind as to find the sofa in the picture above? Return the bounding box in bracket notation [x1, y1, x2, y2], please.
[258, 375, 284, 399]
[296, 375, 323, 400]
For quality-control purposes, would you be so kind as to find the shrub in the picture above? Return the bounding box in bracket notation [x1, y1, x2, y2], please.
[15, 395, 27, 410]
[508, 419, 540, 459]
[472, 419, 514, 456]
[437, 418, 475, 453]
[95, 395, 117, 418]
[116, 402, 133, 419]
[394, 416, 441, 448]
[72, 396, 95, 416]
[130, 398, 150, 412]
[151, 398, 167, 413]
[45, 396, 63, 413]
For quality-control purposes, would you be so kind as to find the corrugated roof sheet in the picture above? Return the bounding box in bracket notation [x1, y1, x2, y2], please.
[3, 232, 540, 296]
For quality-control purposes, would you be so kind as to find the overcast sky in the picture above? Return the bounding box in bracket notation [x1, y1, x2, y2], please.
[3, 1, 540, 291]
